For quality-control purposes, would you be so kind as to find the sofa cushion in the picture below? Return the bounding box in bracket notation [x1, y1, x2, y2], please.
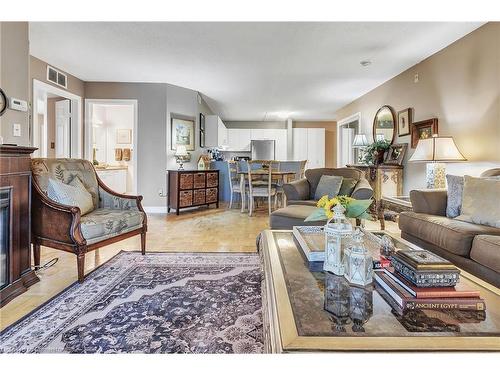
[457, 176, 500, 228]
[470, 235, 500, 273]
[287, 200, 318, 206]
[399, 212, 500, 257]
[338, 178, 358, 197]
[314, 175, 343, 200]
[32, 158, 99, 209]
[305, 168, 364, 199]
[47, 177, 94, 215]
[270, 205, 325, 230]
[445, 174, 463, 218]
[80, 209, 145, 245]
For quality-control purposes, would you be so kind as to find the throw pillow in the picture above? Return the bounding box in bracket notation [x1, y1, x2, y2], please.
[47, 177, 94, 215]
[446, 174, 464, 218]
[456, 175, 500, 228]
[338, 177, 358, 197]
[314, 175, 343, 200]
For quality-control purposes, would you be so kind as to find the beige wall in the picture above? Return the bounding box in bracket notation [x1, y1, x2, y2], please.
[30, 55, 85, 98]
[293, 121, 337, 167]
[0, 22, 30, 146]
[335, 22, 500, 193]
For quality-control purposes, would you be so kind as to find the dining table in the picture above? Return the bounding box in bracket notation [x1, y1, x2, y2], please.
[237, 170, 297, 213]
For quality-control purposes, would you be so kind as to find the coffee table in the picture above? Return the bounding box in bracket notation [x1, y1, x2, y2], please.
[258, 229, 500, 352]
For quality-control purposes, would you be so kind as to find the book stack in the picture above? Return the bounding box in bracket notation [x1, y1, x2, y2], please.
[374, 249, 485, 313]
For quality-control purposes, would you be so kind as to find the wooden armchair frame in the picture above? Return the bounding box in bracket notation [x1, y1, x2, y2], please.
[31, 168, 147, 283]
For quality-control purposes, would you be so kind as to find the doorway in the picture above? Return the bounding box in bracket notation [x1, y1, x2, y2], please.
[336, 113, 361, 167]
[32, 79, 82, 158]
[85, 99, 138, 194]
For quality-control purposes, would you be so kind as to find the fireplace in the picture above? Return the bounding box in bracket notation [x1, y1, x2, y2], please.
[0, 187, 11, 289]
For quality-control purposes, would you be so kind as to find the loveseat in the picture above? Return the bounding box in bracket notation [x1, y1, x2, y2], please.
[399, 168, 500, 287]
[269, 167, 373, 229]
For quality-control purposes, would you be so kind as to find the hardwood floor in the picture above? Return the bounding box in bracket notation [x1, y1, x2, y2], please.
[0, 204, 400, 331]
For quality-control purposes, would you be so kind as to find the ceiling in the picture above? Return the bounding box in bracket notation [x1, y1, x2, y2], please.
[29, 22, 483, 121]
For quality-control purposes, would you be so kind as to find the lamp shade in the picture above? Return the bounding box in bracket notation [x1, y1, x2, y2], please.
[409, 136, 466, 162]
[352, 134, 369, 147]
[175, 145, 188, 156]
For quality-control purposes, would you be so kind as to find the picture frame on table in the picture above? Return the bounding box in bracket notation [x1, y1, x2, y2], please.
[171, 115, 195, 151]
[397, 108, 412, 136]
[199, 113, 205, 148]
[384, 143, 408, 165]
[411, 118, 439, 148]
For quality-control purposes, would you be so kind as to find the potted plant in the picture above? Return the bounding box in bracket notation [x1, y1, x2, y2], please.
[362, 140, 391, 165]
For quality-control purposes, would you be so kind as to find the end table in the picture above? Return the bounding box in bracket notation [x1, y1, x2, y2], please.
[378, 195, 413, 230]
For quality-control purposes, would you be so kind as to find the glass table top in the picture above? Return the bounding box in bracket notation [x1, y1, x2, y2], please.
[271, 231, 500, 338]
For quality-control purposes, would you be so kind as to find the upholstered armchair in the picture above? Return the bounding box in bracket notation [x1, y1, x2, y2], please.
[282, 167, 374, 204]
[31, 158, 147, 282]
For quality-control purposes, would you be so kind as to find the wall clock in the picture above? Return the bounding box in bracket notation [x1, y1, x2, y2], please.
[0, 88, 7, 116]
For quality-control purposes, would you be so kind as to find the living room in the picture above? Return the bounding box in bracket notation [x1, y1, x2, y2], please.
[1, 0, 499, 372]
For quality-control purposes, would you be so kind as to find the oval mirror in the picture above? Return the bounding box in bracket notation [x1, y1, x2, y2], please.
[372, 105, 396, 144]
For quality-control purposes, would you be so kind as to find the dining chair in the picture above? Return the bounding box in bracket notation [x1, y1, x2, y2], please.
[227, 160, 247, 209]
[246, 160, 278, 216]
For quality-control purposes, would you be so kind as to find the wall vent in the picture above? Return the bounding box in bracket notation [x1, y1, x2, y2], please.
[46, 66, 68, 89]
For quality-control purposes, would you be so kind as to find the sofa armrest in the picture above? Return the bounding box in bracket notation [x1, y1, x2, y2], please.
[410, 189, 447, 216]
[351, 178, 373, 200]
[282, 178, 310, 201]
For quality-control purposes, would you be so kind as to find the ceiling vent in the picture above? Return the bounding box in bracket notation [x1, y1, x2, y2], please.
[47, 65, 68, 89]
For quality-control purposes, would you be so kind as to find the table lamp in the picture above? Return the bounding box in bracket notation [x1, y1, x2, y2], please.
[408, 135, 466, 188]
[174, 145, 190, 170]
[352, 134, 369, 163]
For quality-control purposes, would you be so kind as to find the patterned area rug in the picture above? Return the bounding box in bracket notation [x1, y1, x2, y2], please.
[0, 252, 263, 353]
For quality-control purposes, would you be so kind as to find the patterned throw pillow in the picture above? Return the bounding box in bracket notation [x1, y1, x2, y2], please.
[47, 177, 94, 215]
[314, 175, 343, 200]
[446, 174, 464, 218]
[338, 177, 358, 197]
[457, 176, 500, 228]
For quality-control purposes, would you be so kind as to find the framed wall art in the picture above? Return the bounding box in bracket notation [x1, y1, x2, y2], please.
[116, 129, 132, 144]
[171, 115, 195, 151]
[384, 143, 408, 165]
[397, 108, 412, 137]
[411, 118, 438, 148]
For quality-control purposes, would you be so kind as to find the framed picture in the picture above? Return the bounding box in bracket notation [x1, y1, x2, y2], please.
[171, 116, 195, 151]
[397, 108, 412, 137]
[411, 118, 439, 148]
[384, 143, 408, 165]
[199, 113, 205, 148]
[116, 129, 132, 144]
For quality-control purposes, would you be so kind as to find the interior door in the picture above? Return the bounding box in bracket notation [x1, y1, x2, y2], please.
[339, 126, 355, 167]
[55, 99, 71, 158]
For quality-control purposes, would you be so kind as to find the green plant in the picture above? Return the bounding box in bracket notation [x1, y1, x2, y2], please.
[304, 195, 373, 222]
[362, 139, 391, 164]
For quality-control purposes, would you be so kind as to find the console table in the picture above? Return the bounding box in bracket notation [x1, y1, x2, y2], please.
[167, 170, 219, 215]
[0, 145, 39, 307]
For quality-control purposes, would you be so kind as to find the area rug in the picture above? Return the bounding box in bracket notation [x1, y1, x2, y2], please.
[0, 252, 263, 354]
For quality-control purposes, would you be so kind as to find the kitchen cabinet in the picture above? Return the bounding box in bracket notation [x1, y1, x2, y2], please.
[292, 128, 325, 169]
[96, 168, 127, 194]
[227, 128, 251, 151]
[205, 115, 228, 148]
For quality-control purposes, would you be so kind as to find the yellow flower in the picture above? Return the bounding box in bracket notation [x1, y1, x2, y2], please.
[324, 207, 334, 219]
[317, 195, 329, 208]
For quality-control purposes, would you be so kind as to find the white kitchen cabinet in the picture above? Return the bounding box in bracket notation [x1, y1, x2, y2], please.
[292, 128, 325, 169]
[96, 169, 127, 194]
[227, 128, 251, 151]
[205, 115, 228, 148]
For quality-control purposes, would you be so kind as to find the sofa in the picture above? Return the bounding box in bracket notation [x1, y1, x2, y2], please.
[269, 168, 373, 230]
[399, 169, 500, 287]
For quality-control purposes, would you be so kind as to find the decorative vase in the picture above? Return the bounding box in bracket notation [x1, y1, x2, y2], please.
[373, 150, 385, 165]
[324, 204, 353, 275]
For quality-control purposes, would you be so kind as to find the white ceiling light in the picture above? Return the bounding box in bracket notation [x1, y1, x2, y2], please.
[360, 60, 372, 67]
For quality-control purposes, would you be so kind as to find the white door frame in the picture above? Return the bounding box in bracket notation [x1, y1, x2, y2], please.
[85, 99, 139, 194]
[336, 112, 361, 167]
[32, 79, 82, 158]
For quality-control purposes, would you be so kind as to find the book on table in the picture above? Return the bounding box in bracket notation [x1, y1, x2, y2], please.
[374, 270, 486, 312]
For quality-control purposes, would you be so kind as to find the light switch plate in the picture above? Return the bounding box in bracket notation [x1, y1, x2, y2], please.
[13, 123, 21, 137]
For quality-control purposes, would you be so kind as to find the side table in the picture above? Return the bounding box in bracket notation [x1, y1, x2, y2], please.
[378, 195, 413, 230]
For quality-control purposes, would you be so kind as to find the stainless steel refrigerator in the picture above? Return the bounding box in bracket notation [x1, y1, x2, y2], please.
[251, 139, 275, 160]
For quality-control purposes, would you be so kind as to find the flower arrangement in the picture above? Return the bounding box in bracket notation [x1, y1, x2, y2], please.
[362, 139, 391, 165]
[305, 195, 373, 222]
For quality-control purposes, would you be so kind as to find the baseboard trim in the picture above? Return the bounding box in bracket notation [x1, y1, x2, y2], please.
[144, 206, 168, 214]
